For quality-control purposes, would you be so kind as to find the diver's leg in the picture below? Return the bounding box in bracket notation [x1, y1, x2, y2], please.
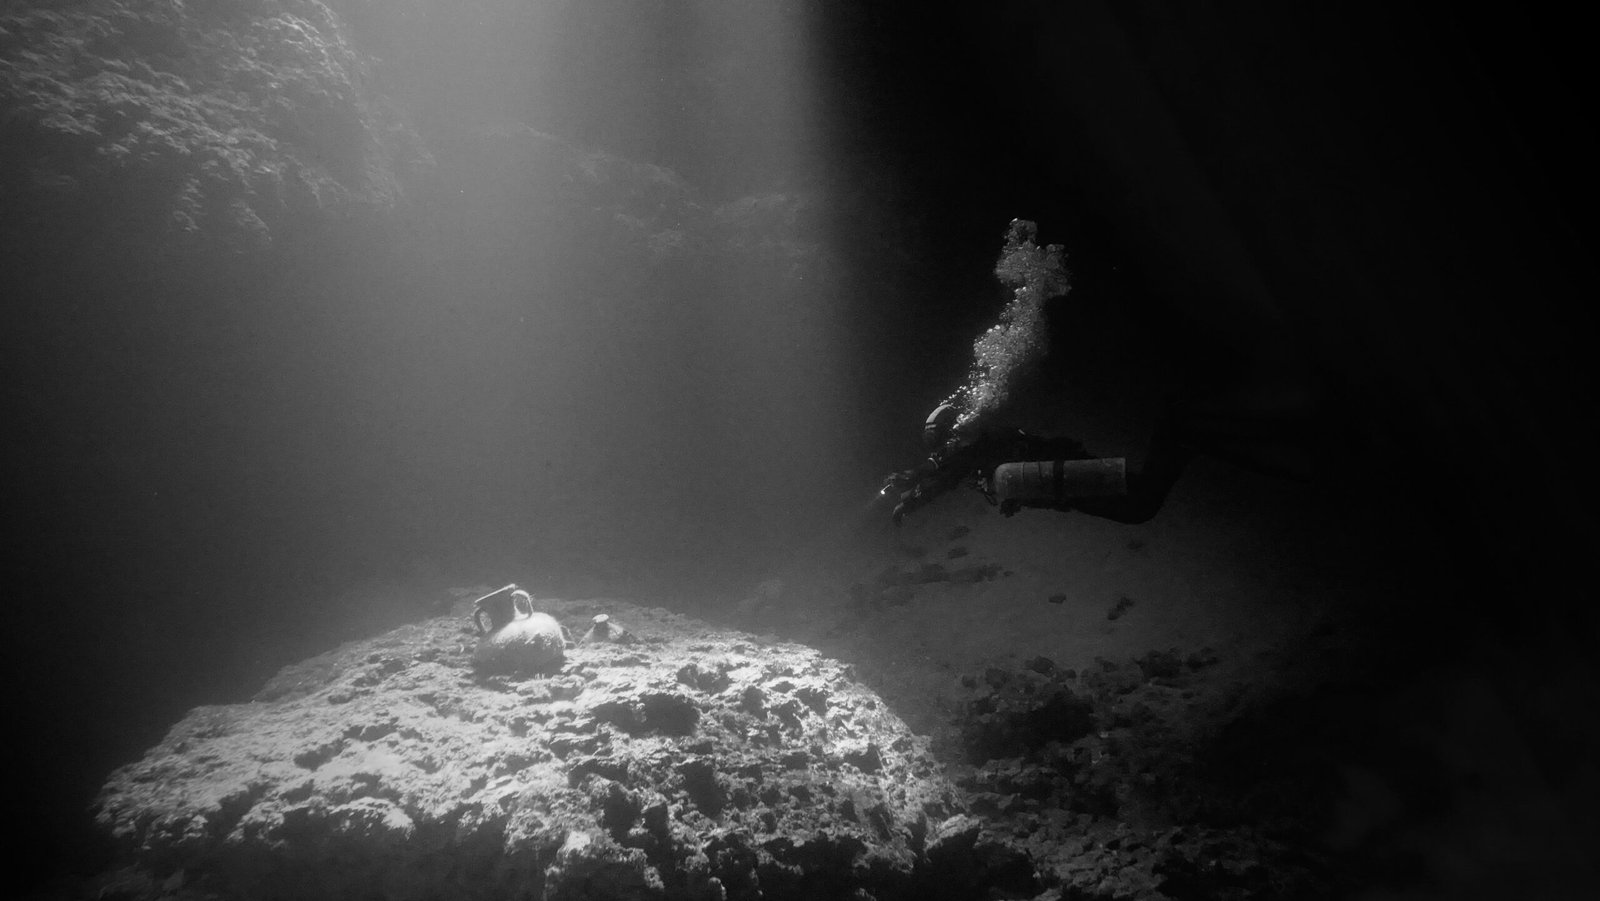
[1069, 419, 1192, 524]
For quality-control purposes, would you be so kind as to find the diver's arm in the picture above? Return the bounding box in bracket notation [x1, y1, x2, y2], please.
[883, 440, 987, 523]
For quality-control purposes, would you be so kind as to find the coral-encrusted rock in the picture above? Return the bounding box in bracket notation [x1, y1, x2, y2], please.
[94, 595, 966, 901]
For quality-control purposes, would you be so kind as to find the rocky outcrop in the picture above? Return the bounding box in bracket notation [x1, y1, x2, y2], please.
[93, 594, 974, 901]
[944, 656, 1343, 900]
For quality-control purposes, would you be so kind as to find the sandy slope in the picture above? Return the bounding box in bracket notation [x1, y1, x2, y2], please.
[723, 456, 1363, 729]
[713, 453, 1598, 899]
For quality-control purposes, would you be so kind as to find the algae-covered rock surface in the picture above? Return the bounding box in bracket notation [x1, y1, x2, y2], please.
[0, 0, 425, 256]
[92, 593, 972, 901]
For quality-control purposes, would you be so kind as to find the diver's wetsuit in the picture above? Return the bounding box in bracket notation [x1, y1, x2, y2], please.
[889, 423, 1191, 525]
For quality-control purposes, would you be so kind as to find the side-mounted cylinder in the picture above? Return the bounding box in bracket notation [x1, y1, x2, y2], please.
[991, 458, 1127, 506]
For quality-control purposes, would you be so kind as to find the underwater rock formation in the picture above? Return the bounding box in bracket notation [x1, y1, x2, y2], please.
[0, 0, 426, 255]
[93, 595, 973, 901]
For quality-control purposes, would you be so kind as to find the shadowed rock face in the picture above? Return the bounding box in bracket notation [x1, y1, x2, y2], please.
[93, 595, 972, 901]
[0, 0, 426, 257]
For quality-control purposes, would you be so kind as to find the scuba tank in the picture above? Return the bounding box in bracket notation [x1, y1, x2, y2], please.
[991, 458, 1127, 507]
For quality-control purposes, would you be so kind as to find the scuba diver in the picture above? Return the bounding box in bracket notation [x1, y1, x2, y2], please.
[880, 401, 1192, 525]
[881, 217, 1329, 526]
[881, 381, 1326, 526]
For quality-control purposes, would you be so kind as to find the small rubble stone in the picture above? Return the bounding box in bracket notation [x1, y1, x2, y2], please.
[1134, 649, 1184, 681]
[1025, 656, 1057, 675]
